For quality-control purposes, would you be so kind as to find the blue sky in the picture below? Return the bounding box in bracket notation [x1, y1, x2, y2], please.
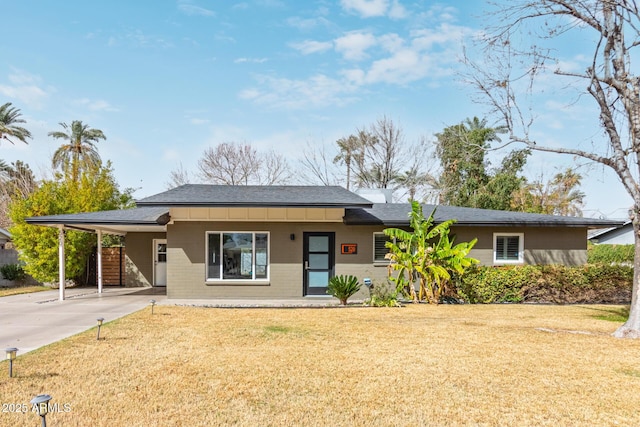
[0, 0, 631, 219]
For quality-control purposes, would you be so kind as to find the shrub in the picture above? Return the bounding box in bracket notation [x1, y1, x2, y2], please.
[455, 264, 632, 304]
[588, 243, 634, 264]
[0, 263, 26, 281]
[327, 275, 361, 305]
[365, 280, 402, 307]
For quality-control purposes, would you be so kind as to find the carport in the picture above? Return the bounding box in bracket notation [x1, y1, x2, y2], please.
[25, 207, 169, 300]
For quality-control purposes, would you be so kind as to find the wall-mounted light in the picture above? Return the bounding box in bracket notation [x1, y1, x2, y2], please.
[5, 347, 17, 377]
[96, 318, 105, 341]
[30, 394, 52, 427]
[290, 234, 295, 241]
[150, 299, 156, 315]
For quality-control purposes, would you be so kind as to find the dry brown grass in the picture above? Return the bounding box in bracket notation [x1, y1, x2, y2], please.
[1, 304, 640, 427]
[0, 285, 50, 298]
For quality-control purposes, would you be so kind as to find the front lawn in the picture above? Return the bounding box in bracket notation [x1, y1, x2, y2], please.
[1, 304, 639, 426]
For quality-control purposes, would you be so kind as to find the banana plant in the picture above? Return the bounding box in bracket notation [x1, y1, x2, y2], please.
[384, 200, 478, 303]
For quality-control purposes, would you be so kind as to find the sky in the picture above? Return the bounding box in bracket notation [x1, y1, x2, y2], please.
[0, 0, 632, 220]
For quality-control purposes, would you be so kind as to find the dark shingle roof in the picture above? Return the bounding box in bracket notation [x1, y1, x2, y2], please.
[343, 204, 624, 228]
[136, 184, 373, 208]
[26, 207, 170, 227]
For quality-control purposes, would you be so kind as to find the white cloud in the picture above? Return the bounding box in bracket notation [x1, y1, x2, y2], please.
[411, 23, 470, 50]
[334, 32, 377, 61]
[234, 57, 268, 64]
[189, 118, 210, 125]
[388, 0, 407, 19]
[0, 70, 51, 109]
[74, 98, 119, 112]
[177, 1, 215, 17]
[365, 49, 430, 84]
[290, 40, 333, 55]
[239, 74, 360, 110]
[286, 16, 331, 31]
[340, 0, 388, 18]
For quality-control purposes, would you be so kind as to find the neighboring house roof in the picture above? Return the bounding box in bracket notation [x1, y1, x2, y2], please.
[343, 204, 624, 228]
[136, 184, 374, 208]
[588, 220, 633, 244]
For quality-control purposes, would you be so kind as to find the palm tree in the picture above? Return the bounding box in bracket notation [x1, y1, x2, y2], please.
[48, 120, 106, 182]
[0, 102, 32, 145]
[333, 135, 359, 190]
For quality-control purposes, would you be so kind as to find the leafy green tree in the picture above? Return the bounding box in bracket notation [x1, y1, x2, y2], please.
[0, 102, 32, 145]
[435, 117, 528, 209]
[49, 120, 106, 182]
[511, 168, 585, 216]
[9, 162, 130, 283]
[384, 201, 478, 304]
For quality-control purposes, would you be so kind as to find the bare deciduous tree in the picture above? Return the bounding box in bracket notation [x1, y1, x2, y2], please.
[298, 141, 340, 186]
[198, 142, 290, 185]
[166, 162, 191, 189]
[467, 0, 640, 337]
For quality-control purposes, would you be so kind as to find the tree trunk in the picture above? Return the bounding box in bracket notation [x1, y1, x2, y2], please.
[613, 210, 640, 338]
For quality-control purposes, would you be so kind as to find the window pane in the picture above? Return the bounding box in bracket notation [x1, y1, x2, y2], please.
[309, 236, 329, 252]
[374, 233, 391, 261]
[308, 271, 329, 287]
[309, 254, 329, 269]
[223, 233, 253, 279]
[506, 236, 519, 259]
[255, 233, 268, 279]
[496, 236, 520, 260]
[207, 234, 220, 279]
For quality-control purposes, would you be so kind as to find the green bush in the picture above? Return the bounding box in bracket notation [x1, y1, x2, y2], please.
[365, 280, 402, 307]
[588, 243, 634, 264]
[455, 264, 632, 304]
[0, 263, 26, 281]
[327, 275, 361, 305]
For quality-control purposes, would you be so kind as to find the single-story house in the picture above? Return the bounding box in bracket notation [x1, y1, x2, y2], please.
[588, 220, 634, 244]
[26, 185, 622, 300]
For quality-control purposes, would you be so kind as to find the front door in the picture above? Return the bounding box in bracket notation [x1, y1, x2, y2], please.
[153, 239, 167, 287]
[303, 232, 335, 296]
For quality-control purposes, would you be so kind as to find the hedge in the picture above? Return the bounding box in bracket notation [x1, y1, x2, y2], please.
[455, 264, 633, 304]
[587, 243, 634, 264]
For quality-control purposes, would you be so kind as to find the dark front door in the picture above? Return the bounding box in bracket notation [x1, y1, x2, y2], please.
[303, 232, 335, 296]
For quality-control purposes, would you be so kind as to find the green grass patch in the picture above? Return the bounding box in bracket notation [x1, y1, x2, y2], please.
[587, 306, 630, 322]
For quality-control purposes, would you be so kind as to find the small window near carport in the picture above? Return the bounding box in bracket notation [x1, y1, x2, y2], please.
[493, 233, 524, 264]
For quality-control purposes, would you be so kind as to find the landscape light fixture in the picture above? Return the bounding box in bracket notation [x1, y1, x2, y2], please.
[5, 347, 17, 377]
[30, 393, 52, 427]
[96, 317, 105, 340]
[150, 299, 156, 315]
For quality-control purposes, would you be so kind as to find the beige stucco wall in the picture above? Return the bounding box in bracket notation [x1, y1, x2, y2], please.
[125, 232, 166, 287]
[124, 221, 589, 299]
[452, 226, 588, 266]
[165, 221, 387, 299]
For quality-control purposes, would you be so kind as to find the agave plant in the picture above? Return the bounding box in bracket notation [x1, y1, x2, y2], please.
[327, 274, 361, 305]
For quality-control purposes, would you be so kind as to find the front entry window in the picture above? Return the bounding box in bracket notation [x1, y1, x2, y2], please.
[206, 232, 269, 281]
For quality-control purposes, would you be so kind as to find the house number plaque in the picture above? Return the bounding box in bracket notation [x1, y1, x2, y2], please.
[341, 243, 357, 254]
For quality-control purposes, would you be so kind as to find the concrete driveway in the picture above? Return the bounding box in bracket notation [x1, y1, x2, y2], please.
[0, 287, 166, 355]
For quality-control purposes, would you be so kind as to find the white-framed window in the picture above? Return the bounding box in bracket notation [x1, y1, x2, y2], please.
[493, 233, 524, 264]
[206, 232, 269, 281]
[373, 232, 393, 263]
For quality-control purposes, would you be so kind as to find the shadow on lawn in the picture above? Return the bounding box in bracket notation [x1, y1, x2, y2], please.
[582, 305, 630, 322]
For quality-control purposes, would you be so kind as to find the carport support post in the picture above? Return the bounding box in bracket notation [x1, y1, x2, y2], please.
[97, 230, 103, 294]
[58, 226, 65, 301]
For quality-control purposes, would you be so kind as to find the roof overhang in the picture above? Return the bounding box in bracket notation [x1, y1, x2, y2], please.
[25, 207, 170, 235]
